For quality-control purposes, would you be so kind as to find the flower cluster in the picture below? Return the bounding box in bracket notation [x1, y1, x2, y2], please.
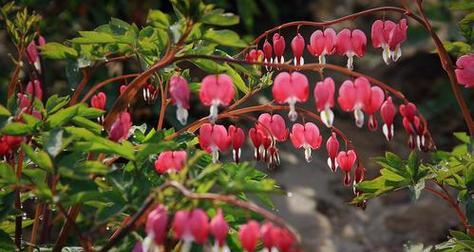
[254, 19, 407, 70]
[141, 205, 296, 252]
[0, 135, 23, 158]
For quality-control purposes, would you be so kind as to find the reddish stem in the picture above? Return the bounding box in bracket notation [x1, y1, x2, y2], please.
[80, 73, 140, 104]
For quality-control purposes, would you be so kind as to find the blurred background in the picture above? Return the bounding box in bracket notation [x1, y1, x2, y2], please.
[1, 0, 473, 251]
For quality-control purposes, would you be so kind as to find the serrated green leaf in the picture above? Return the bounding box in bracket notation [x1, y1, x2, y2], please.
[39, 42, 78, 59]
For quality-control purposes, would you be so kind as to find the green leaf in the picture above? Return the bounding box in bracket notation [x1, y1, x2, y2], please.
[71, 31, 118, 44]
[0, 163, 17, 184]
[0, 229, 14, 251]
[409, 179, 425, 201]
[454, 132, 471, 144]
[147, 9, 170, 29]
[45, 129, 64, 158]
[443, 41, 472, 57]
[45, 95, 70, 114]
[203, 29, 247, 48]
[71, 116, 103, 135]
[202, 9, 239, 26]
[22, 144, 53, 172]
[1, 123, 33, 136]
[39, 42, 78, 59]
[224, 63, 249, 94]
[0, 104, 11, 117]
[45, 105, 79, 129]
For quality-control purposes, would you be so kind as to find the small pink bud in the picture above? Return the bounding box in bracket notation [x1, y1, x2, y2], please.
[291, 33, 305, 66]
[326, 132, 339, 172]
[169, 76, 190, 125]
[119, 85, 128, 95]
[210, 209, 228, 247]
[145, 204, 168, 245]
[336, 150, 357, 186]
[314, 77, 335, 127]
[273, 33, 286, 64]
[239, 220, 260, 252]
[263, 40, 273, 64]
[108, 111, 132, 142]
[455, 54, 474, 88]
[380, 97, 397, 141]
[229, 125, 245, 163]
[399, 102, 417, 121]
[26, 80, 43, 101]
[246, 49, 264, 62]
[154, 151, 187, 174]
[91, 92, 107, 110]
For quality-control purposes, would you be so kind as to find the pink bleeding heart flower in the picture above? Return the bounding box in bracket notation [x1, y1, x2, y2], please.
[336, 29, 367, 70]
[210, 209, 229, 249]
[229, 125, 245, 163]
[119, 85, 128, 95]
[257, 113, 288, 142]
[261, 222, 275, 251]
[337, 77, 371, 127]
[263, 39, 273, 67]
[108, 111, 132, 142]
[314, 77, 335, 127]
[172, 209, 209, 249]
[26, 80, 43, 101]
[273, 33, 286, 64]
[0, 135, 23, 158]
[26, 36, 46, 72]
[290, 122, 322, 162]
[199, 74, 235, 123]
[371, 19, 408, 64]
[380, 96, 397, 141]
[307, 28, 337, 64]
[16, 93, 42, 120]
[91, 92, 107, 110]
[198, 123, 230, 163]
[271, 227, 295, 252]
[272, 71, 309, 121]
[154, 150, 187, 174]
[362, 86, 385, 131]
[239, 220, 260, 252]
[336, 150, 357, 186]
[291, 33, 305, 66]
[169, 76, 190, 125]
[402, 115, 421, 149]
[249, 127, 271, 161]
[455, 54, 474, 88]
[399, 102, 417, 121]
[246, 49, 264, 62]
[145, 204, 168, 248]
[143, 83, 159, 105]
[326, 132, 340, 172]
[354, 164, 366, 185]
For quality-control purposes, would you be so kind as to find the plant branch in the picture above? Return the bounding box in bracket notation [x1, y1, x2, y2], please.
[80, 73, 140, 104]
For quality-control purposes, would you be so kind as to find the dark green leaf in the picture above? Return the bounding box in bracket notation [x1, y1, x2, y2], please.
[202, 9, 239, 26]
[203, 29, 247, 48]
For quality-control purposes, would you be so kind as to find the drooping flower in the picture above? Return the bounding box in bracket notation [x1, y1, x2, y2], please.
[26, 79, 43, 101]
[91, 92, 107, 110]
[273, 33, 286, 64]
[199, 74, 235, 123]
[271, 227, 295, 252]
[154, 151, 187, 174]
[198, 123, 230, 163]
[108, 111, 132, 142]
[16, 93, 42, 119]
[337, 77, 371, 127]
[229, 125, 245, 163]
[172, 209, 209, 251]
[290, 122, 322, 162]
[239, 220, 260, 252]
[336, 150, 357, 186]
[26, 36, 46, 72]
[400, 102, 424, 150]
[249, 127, 270, 161]
[261, 222, 275, 251]
[371, 19, 408, 64]
[210, 209, 229, 251]
[246, 49, 264, 62]
[272, 71, 309, 121]
[362, 86, 385, 131]
[314, 77, 335, 127]
[263, 39, 273, 66]
[336, 29, 367, 70]
[143, 83, 159, 104]
[169, 76, 190, 125]
[455, 54, 474, 88]
[354, 163, 366, 184]
[144, 204, 168, 249]
[380, 96, 397, 141]
[0, 135, 23, 158]
[257, 113, 288, 142]
[291, 33, 305, 66]
[326, 132, 339, 172]
[307, 28, 337, 64]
